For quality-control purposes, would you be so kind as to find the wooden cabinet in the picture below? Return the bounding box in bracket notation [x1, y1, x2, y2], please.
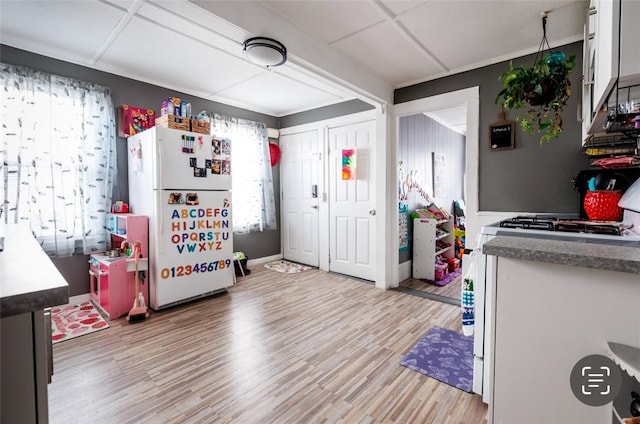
[412, 217, 454, 281]
[1, 311, 50, 424]
[89, 214, 148, 320]
[0, 225, 69, 424]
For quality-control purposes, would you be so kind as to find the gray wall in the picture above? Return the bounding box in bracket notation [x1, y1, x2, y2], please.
[279, 99, 374, 128]
[395, 41, 590, 213]
[1, 45, 281, 295]
[398, 114, 465, 263]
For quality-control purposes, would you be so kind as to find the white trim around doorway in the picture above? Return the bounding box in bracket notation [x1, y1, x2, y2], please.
[389, 87, 480, 289]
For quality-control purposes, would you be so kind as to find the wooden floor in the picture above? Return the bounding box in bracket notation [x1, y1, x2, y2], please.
[398, 275, 461, 301]
[49, 266, 487, 424]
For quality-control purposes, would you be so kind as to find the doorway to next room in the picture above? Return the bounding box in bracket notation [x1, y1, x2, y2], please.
[396, 108, 467, 306]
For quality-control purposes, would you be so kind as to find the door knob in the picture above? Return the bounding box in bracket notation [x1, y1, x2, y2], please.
[311, 205, 318, 209]
[369, 209, 376, 215]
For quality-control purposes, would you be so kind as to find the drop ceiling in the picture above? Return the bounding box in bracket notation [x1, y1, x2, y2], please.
[0, 0, 588, 119]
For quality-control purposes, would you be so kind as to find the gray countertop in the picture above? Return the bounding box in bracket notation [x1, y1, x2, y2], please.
[0, 225, 69, 318]
[482, 235, 640, 274]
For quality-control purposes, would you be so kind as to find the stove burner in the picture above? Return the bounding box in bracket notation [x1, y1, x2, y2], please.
[499, 216, 556, 231]
[498, 215, 624, 236]
[553, 222, 621, 236]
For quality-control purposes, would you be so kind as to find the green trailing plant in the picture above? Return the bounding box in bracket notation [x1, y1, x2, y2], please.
[495, 51, 576, 144]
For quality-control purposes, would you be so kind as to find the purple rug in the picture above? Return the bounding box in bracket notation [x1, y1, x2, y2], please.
[400, 326, 474, 392]
[421, 267, 462, 287]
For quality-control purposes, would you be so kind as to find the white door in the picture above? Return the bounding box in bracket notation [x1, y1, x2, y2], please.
[280, 130, 320, 267]
[328, 120, 376, 280]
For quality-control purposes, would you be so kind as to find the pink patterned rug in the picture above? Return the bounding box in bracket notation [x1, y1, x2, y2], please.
[51, 301, 109, 344]
[264, 260, 312, 273]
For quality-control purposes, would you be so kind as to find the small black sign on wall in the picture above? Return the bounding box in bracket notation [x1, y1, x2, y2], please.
[489, 109, 515, 150]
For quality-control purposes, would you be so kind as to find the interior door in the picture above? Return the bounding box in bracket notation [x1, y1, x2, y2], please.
[280, 130, 320, 267]
[328, 119, 376, 281]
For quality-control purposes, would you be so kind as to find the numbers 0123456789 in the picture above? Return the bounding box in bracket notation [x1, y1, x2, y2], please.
[160, 259, 231, 279]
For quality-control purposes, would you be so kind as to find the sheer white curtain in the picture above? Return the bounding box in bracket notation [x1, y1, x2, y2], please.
[211, 114, 276, 233]
[0, 63, 116, 257]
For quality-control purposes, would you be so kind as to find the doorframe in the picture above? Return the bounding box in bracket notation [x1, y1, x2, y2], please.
[388, 87, 480, 289]
[279, 109, 381, 277]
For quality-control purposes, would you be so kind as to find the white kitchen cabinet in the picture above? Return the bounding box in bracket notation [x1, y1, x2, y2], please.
[489, 258, 640, 424]
[412, 217, 454, 281]
[581, 2, 597, 142]
[582, 0, 640, 142]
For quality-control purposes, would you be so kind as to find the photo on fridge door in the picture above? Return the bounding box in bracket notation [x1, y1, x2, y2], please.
[155, 128, 230, 191]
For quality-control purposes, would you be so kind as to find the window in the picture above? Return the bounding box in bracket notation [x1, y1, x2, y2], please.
[0, 63, 116, 257]
[211, 114, 276, 233]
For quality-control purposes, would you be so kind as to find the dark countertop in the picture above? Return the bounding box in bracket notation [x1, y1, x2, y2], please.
[0, 225, 69, 318]
[482, 235, 640, 274]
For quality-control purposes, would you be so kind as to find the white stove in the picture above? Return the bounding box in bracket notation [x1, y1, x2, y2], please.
[481, 212, 640, 246]
[481, 178, 640, 246]
[470, 177, 640, 402]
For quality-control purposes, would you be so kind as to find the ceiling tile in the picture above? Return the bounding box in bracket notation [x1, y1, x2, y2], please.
[0, 0, 125, 64]
[96, 15, 263, 99]
[331, 20, 442, 87]
[263, 0, 384, 44]
[399, 0, 588, 72]
[380, 0, 429, 16]
[215, 71, 345, 116]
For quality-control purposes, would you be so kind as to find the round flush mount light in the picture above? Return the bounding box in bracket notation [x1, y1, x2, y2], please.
[243, 37, 287, 68]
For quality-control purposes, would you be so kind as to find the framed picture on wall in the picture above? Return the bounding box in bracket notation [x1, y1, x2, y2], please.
[432, 152, 447, 198]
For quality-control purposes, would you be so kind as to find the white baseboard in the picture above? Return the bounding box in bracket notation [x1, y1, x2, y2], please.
[398, 261, 412, 286]
[68, 293, 90, 305]
[247, 253, 282, 268]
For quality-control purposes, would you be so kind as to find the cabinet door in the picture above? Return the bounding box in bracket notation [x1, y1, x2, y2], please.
[581, 5, 597, 143]
[592, 0, 619, 113]
[98, 263, 110, 312]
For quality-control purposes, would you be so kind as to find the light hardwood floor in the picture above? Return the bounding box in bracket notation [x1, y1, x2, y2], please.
[398, 275, 461, 300]
[49, 266, 487, 424]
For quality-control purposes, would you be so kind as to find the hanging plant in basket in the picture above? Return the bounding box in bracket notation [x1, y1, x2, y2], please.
[494, 13, 576, 144]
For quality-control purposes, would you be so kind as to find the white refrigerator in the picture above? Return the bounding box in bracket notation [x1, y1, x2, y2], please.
[127, 126, 234, 310]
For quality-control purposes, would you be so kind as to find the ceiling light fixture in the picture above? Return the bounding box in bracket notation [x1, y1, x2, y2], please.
[243, 37, 287, 68]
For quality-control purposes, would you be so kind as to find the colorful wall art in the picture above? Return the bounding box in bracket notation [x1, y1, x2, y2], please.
[342, 149, 357, 180]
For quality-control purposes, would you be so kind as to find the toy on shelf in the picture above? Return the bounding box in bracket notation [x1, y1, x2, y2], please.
[118, 104, 155, 137]
[158, 97, 210, 134]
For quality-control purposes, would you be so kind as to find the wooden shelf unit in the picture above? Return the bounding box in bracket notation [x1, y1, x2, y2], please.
[412, 216, 454, 280]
